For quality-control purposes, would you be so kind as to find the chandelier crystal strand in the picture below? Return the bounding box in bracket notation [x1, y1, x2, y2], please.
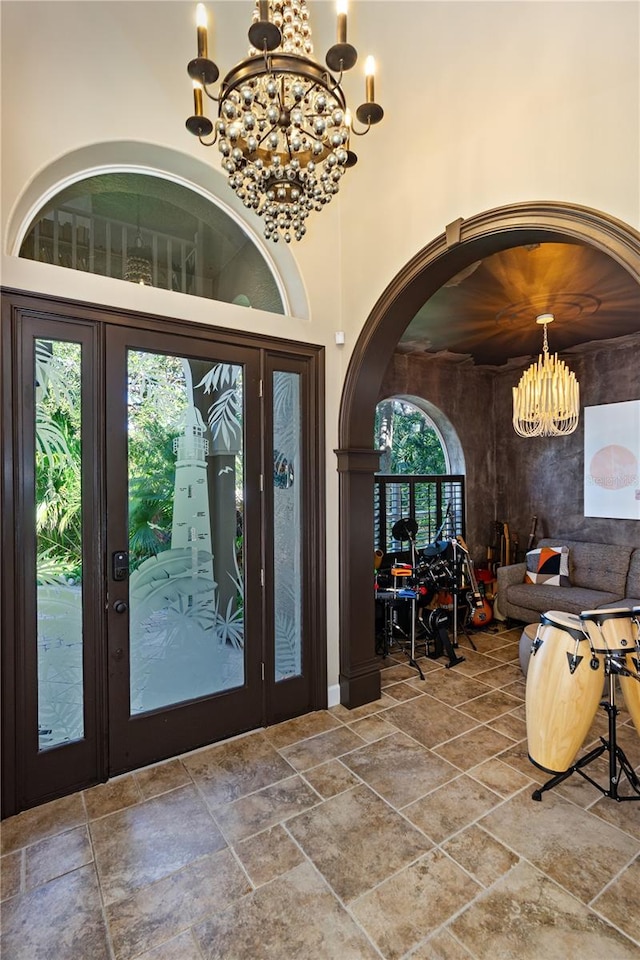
[512, 314, 580, 437]
[219, 0, 349, 242]
[185, 1, 383, 243]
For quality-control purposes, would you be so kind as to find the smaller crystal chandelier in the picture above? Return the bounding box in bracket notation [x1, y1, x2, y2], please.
[512, 314, 580, 437]
[185, 1, 384, 243]
[124, 201, 153, 286]
[124, 231, 153, 286]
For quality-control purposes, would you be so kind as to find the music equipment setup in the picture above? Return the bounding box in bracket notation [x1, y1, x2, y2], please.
[526, 605, 640, 803]
[374, 512, 490, 676]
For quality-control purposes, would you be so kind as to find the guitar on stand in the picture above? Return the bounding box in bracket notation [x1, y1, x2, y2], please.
[457, 536, 493, 628]
[491, 521, 513, 622]
[501, 522, 512, 566]
[527, 515, 538, 552]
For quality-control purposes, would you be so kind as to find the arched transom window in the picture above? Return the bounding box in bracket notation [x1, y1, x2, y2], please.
[19, 172, 284, 313]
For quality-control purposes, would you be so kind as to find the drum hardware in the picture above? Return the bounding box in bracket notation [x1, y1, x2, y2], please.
[375, 592, 412, 658]
[444, 536, 477, 652]
[567, 636, 589, 675]
[424, 607, 465, 668]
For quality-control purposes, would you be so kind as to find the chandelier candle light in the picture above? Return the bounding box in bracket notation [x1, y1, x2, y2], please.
[185, 1, 384, 243]
[512, 314, 580, 437]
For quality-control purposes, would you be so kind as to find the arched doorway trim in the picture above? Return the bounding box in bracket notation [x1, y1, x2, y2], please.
[336, 201, 640, 708]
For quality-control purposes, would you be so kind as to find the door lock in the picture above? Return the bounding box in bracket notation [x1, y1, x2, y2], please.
[113, 648, 124, 661]
[113, 600, 128, 614]
[112, 551, 129, 582]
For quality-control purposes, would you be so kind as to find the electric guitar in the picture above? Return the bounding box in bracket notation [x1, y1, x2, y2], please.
[527, 515, 538, 552]
[502, 522, 511, 567]
[456, 537, 493, 627]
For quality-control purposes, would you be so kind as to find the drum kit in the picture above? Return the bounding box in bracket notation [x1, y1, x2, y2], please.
[526, 605, 640, 803]
[374, 516, 486, 676]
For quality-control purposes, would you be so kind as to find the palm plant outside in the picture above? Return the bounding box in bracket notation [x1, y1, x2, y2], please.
[375, 399, 446, 475]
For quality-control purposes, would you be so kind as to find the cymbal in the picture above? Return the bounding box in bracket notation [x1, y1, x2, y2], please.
[421, 540, 450, 557]
[391, 517, 418, 541]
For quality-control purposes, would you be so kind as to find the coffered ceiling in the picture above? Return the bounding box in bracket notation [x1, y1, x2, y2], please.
[398, 242, 640, 367]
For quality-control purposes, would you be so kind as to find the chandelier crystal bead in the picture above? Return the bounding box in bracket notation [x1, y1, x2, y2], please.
[185, 1, 383, 243]
[512, 314, 580, 438]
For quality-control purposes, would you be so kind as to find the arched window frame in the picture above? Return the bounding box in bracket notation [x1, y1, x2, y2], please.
[5, 142, 309, 321]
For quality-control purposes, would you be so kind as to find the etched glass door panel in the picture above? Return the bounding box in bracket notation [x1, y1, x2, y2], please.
[127, 350, 245, 714]
[35, 339, 84, 748]
[273, 371, 302, 681]
[11, 313, 102, 813]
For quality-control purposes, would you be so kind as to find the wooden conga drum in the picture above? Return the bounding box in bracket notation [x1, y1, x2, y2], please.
[580, 606, 640, 738]
[526, 610, 603, 774]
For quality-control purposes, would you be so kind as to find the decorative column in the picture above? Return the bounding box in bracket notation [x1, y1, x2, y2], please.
[335, 447, 382, 708]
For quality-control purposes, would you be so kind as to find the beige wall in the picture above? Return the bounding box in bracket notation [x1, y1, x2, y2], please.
[2, 1, 639, 694]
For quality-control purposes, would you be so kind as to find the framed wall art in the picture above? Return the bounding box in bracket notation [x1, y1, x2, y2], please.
[584, 400, 640, 520]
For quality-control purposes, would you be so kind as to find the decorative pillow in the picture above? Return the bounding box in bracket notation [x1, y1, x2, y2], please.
[525, 546, 571, 586]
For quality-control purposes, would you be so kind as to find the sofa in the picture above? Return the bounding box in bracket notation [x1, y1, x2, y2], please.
[496, 537, 640, 624]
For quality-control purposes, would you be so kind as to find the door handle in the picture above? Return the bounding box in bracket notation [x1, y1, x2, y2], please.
[113, 600, 128, 614]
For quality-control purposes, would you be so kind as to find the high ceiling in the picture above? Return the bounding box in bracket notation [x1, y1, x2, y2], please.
[399, 242, 640, 367]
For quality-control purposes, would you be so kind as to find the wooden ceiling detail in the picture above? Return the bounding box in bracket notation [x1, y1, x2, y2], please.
[400, 242, 640, 366]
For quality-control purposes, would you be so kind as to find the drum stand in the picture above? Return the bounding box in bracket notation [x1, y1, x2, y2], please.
[532, 655, 640, 803]
[408, 594, 425, 680]
[389, 518, 426, 680]
[377, 593, 425, 679]
[444, 538, 475, 653]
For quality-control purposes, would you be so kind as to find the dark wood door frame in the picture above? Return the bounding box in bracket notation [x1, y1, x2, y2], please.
[1, 289, 326, 816]
[336, 201, 640, 708]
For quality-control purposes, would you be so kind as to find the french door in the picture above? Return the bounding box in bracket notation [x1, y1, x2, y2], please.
[1, 294, 325, 815]
[105, 325, 263, 774]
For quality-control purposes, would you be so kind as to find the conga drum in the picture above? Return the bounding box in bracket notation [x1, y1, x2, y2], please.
[580, 606, 640, 738]
[526, 610, 603, 774]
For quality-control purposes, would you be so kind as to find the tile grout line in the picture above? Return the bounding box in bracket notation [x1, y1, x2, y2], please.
[83, 791, 118, 960]
[278, 813, 388, 960]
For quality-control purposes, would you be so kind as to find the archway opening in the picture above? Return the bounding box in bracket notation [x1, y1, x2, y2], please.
[336, 202, 640, 708]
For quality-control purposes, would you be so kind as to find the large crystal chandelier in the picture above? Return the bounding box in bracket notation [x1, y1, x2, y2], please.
[512, 314, 580, 437]
[185, 1, 384, 243]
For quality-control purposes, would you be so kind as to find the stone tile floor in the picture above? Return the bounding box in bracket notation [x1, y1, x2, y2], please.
[2, 623, 640, 959]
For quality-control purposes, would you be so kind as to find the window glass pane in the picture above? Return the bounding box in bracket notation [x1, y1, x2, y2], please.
[127, 350, 245, 714]
[374, 399, 447, 475]
[35, 339, 84, 750]
[19, 173, 284, 313]
[273, 371, 302, 681]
